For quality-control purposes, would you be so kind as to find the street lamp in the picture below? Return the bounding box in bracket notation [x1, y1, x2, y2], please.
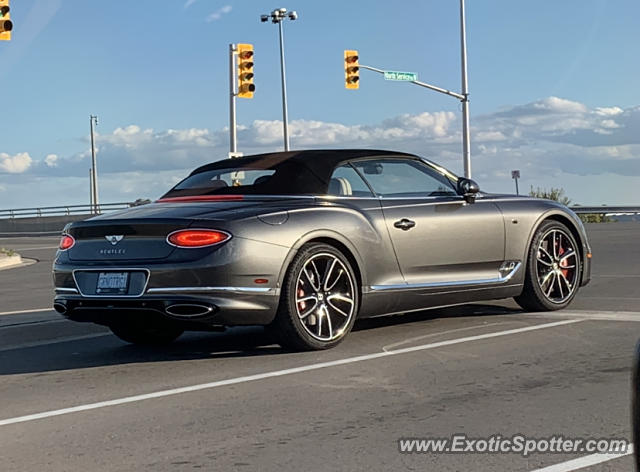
[261, 7, 297, 151]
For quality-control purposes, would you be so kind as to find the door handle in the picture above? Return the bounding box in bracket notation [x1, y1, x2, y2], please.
[393, 218, 416, 231]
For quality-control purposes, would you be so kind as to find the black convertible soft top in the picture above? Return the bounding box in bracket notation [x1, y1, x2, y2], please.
[162, 149, 420, 197]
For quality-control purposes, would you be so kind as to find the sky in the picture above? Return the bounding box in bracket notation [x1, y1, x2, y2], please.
[1, 0, 639, 208]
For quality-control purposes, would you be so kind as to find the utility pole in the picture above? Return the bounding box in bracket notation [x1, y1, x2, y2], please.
[89, 168, 93, 209]
[89, 115, 99, 214]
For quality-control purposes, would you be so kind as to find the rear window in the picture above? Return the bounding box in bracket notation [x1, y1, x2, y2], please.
[173, 169, 276, 190]
[162, 157, 329, 198]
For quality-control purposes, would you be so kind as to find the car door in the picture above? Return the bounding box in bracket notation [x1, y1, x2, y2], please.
[352, 158, 505, 289]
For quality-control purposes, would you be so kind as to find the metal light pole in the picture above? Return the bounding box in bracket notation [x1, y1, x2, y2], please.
[460, 0, 471, 179]
[261, 8, 298, 152]
[89, 115, 99, 214]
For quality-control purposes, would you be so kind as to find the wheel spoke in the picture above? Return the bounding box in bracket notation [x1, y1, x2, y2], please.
[556, 273, 564, 299]
[560, 250, 576, 263]
[302, 266, 320, 292]
[299, 300, 318, 319]
[310, 260, 322, 290]
[559, 271, 573, 292]
[317, 309, 323, 337]
[324, 306, 333, 340]
[545, 272, 556, 297]
[322, 258, 337, 291]
[296, 295, 318, 304]
[552, 231, 558, 259]
[325, 269, 344, 291]
[540, 271, 554, 289]
[327, 299, 351, 318]
[537, 248, 553, 267]
[327, 293, 354, 305]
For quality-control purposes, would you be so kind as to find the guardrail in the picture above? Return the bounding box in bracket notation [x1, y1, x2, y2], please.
[0, 202, 135, 219]
[570, 206, 640, 214]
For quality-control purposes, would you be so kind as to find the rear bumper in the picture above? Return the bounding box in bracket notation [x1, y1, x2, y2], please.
[53, 288, 280, 328]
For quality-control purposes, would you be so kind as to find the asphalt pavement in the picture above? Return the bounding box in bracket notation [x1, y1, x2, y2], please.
[0, 224, 638, 471]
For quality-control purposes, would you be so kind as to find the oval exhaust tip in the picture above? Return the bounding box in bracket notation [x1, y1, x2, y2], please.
[165, 304, 213, 317]
[53, 303, 67, 315]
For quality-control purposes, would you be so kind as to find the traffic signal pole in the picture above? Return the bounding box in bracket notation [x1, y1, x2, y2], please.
[358, 65, 465, 101]
[346, 0, 473, 178]
[459, 0, 471, 179]
[229, 43, 238, 156]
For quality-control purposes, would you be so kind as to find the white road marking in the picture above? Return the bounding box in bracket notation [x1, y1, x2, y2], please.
[382, 321, 508, 352]
[529, 445, 634, 472]
[532, 310, 640, 322]
[0, 318, 582, 427]
[0, 333, 110, 352]
[0, 308, 53, 317]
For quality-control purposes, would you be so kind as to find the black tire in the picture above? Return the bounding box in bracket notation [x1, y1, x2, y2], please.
[272, 243, 360, 351]
[110, 320, 184, 346]
[515, 220, 582, 311]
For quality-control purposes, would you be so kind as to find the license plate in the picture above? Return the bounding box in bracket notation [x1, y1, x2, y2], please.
[96, 272, 129, 295]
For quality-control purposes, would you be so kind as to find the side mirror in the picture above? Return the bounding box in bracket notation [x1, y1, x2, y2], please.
[457, 178, 480, 203]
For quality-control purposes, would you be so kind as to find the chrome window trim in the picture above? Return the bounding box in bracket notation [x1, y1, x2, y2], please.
[369, 263, 521, 292]
[72, 268, 151, 298]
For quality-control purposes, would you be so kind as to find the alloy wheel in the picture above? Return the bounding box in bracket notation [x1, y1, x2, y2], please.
[535, 229, 579, 304]
[294, 252, 356, 342]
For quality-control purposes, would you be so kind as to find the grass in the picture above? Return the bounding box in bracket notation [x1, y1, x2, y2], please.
[0, 247, 16, 257]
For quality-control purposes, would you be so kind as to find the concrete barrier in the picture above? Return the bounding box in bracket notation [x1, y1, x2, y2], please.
[0, 214, 91, 236]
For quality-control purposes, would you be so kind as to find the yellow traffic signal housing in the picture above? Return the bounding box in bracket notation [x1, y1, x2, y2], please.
[344, 50, 359, 89]
[0, 0, 12, 41]
[237, 43, 255, 99]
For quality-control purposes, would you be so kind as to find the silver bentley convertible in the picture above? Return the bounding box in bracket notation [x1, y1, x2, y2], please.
[53, 149, 592, 350]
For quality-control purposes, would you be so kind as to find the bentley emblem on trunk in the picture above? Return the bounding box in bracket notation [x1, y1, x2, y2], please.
[105, 235, 124, 245]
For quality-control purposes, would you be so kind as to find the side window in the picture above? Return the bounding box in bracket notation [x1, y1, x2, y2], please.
[328, 165, 374, 197]
[353, 159, 457, 198]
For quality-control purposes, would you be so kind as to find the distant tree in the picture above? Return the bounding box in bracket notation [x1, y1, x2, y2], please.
[529, 186, 571, 206]
[529, 186, 609, 223]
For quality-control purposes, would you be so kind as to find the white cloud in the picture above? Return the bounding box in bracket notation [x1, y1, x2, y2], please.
[0, 152, 32, 174]
[184, 0, 197, 8]
[44, 153, 58, 167]
[2, 96, 639, 207]
[206, 5, 232, 22]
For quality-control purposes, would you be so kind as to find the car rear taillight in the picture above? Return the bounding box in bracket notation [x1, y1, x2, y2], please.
[59, 234, 75, 251]
[167, 229, 231, 248]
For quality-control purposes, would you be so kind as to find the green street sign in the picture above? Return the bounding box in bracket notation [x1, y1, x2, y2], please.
[383, 71, 417, 81]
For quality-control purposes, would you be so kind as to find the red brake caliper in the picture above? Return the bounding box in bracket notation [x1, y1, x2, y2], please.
[558, 242, 569, 278]
[298, 288, 306, 311]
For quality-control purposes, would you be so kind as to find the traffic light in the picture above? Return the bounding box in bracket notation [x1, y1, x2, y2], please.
[0, 0, 12, 41]
[237, 43, 255, 99]
[344, 50, 359, 89]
